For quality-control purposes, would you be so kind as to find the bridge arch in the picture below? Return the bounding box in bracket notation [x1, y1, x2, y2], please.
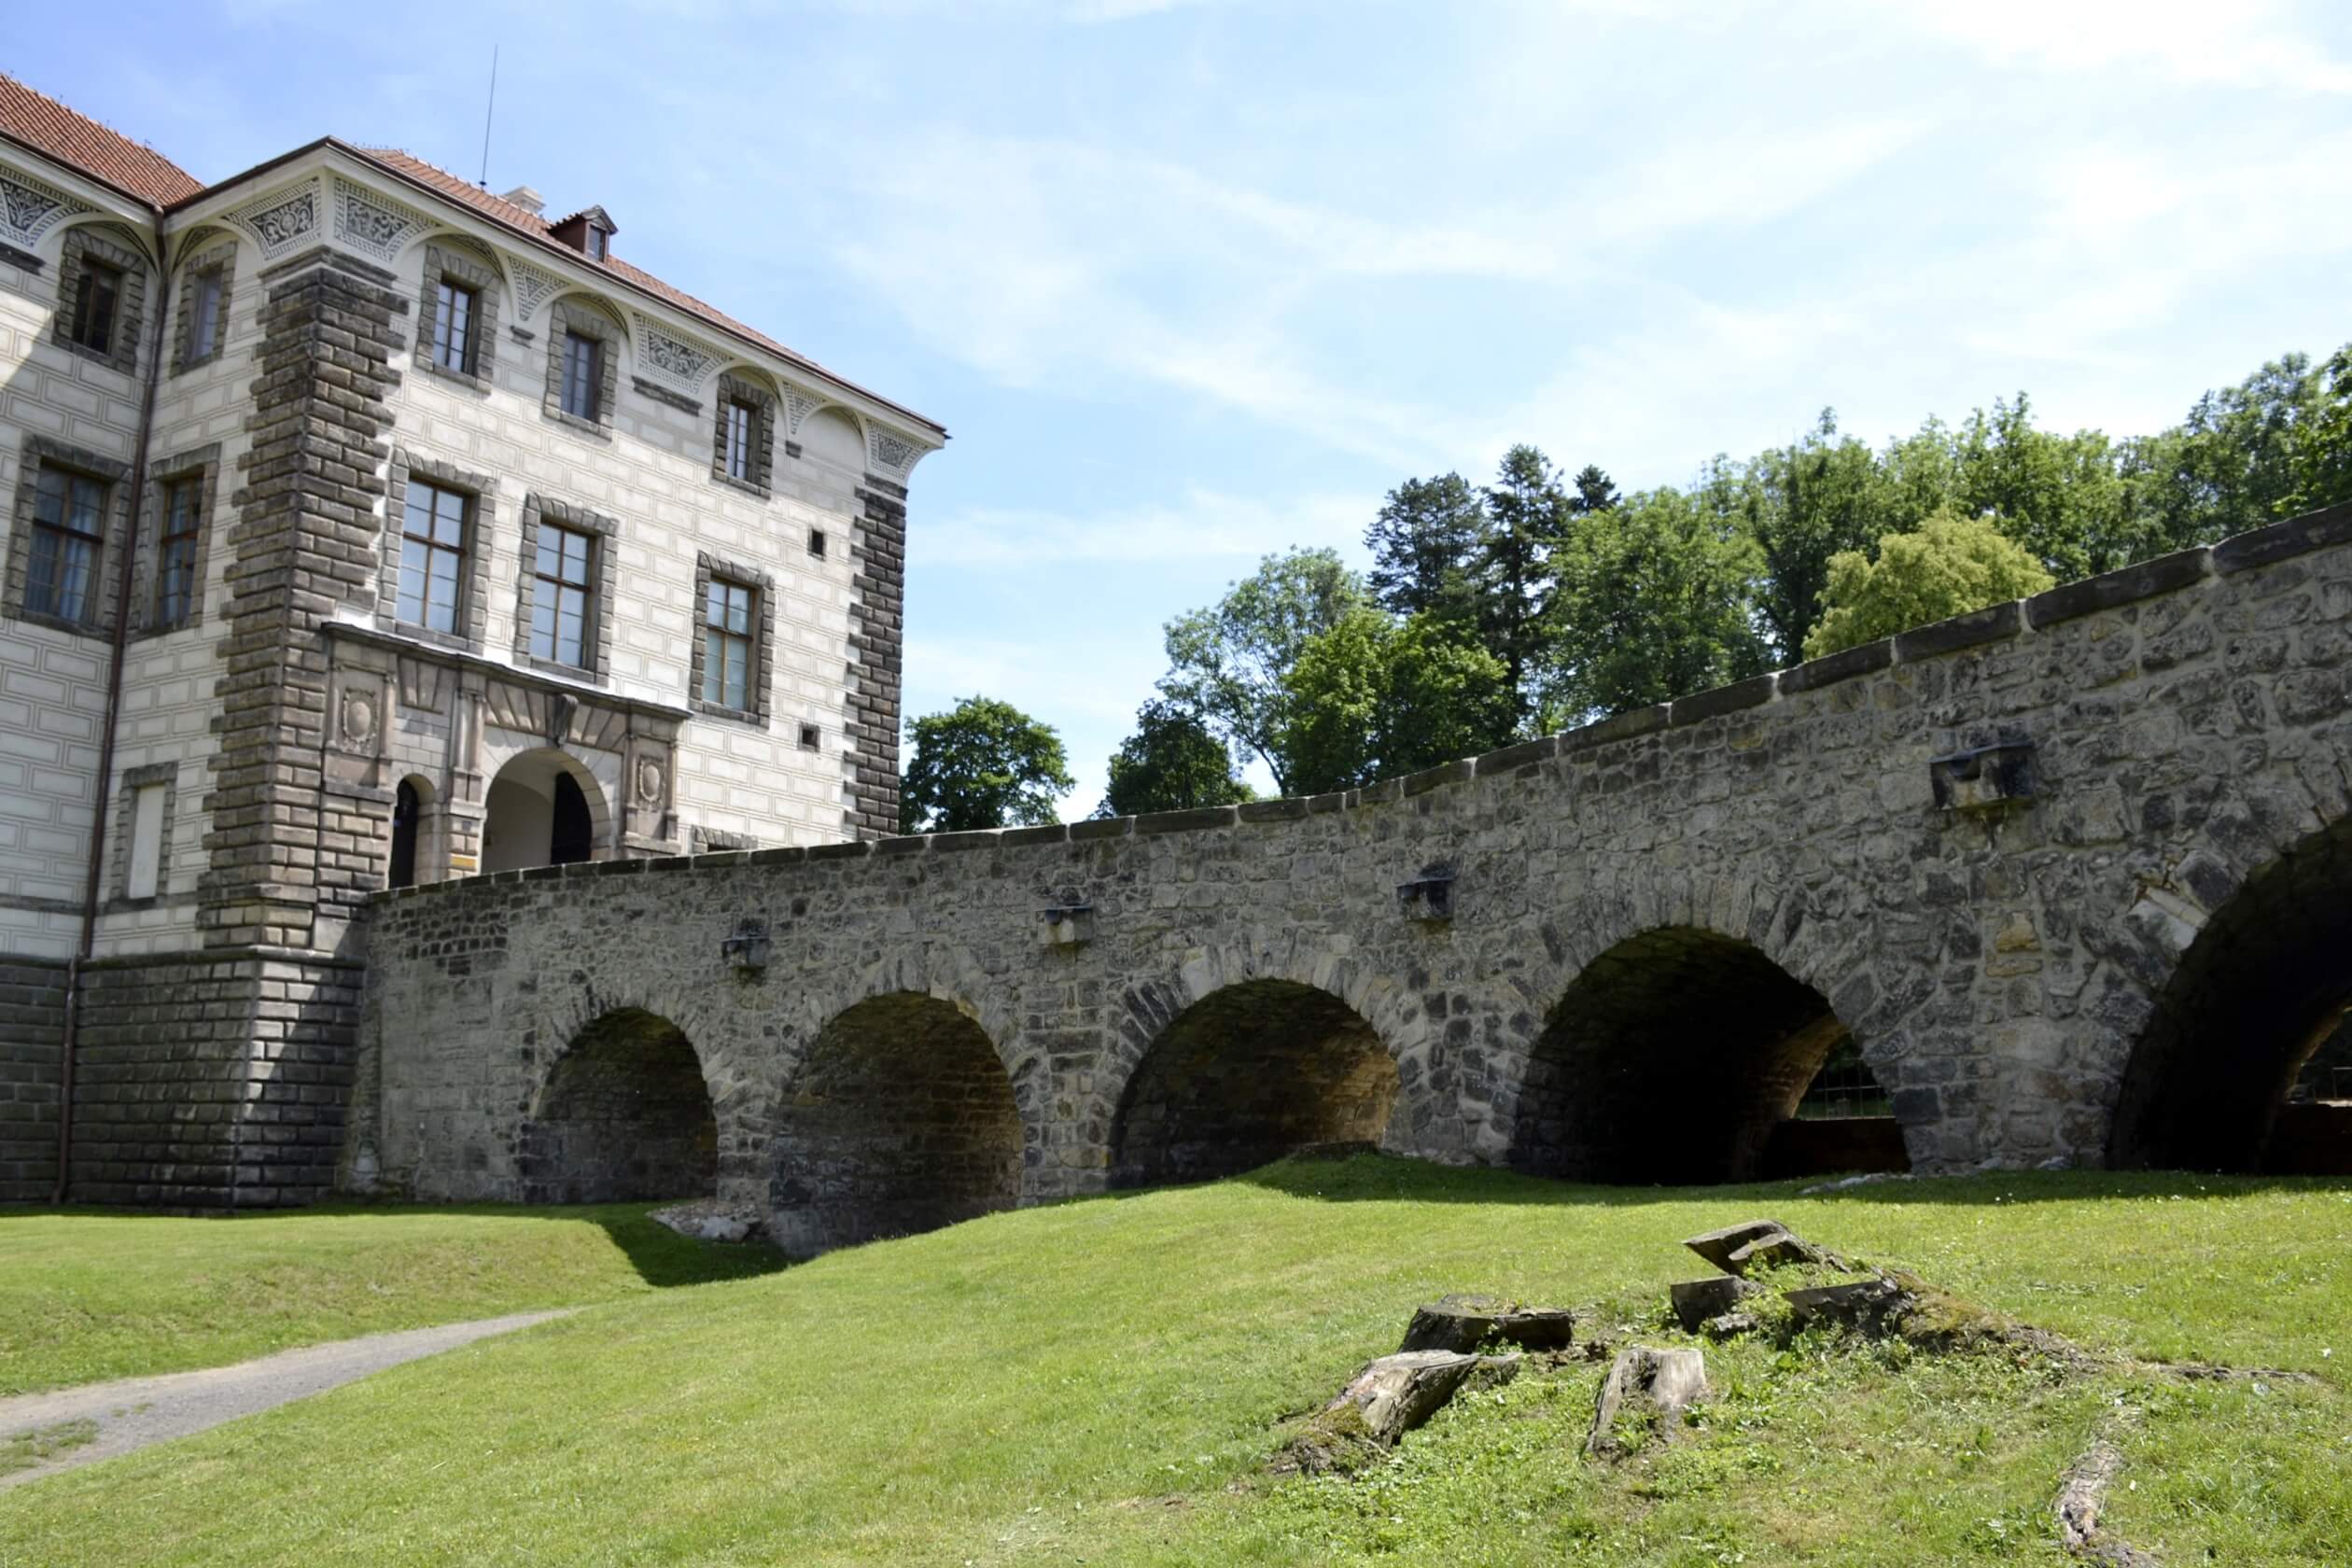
[517, 1006, 717, 1204]
[2108, 814, 2352, 1172]
[1508, 916, 1900, 1184]
[1110, 978, 1400, 1188]
[769, 989, 1026, 1254]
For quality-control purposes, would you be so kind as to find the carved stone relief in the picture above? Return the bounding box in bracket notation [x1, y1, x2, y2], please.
[0, 162, 92, 250]
[225, 179, 321, 261]
[330, 176, 432, 264]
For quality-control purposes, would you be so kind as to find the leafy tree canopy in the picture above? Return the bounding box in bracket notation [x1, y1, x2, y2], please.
[1801, 507, 2056, 660]
[899, 696, 1073, 834]
[1546, 486, 1770, 721]
[1096, 700, 1253, 819]
[1279, 610, 1516, 796]
[1159, 548, 1368, 796]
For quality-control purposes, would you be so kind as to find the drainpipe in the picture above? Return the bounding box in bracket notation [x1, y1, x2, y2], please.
[52, 206, 174, 1203]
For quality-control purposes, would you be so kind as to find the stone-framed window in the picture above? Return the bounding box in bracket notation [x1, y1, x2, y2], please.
[381, 450, 498, 654]
[512, 493, 621, 681]
[131, 441, 221, 637]
[52, 226, 147, 375]
[3, 434, 133, 637]
[689, 551, 775, 725]
[542, 298, 620, 438]
[170, 239, 237, 375]
[808, 528, 827, 559]
[710, 373, 777, 498]
[105, 762, 180, 910]
[413, 240, 501, 392]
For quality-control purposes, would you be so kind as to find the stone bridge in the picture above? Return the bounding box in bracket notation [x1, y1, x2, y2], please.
[348, 507, 2352, 1251]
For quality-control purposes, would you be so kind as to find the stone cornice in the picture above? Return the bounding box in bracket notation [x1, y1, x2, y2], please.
[323, 619, 693, 726]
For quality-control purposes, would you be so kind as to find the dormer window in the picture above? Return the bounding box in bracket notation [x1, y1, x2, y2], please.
[552, 205, 619, 261]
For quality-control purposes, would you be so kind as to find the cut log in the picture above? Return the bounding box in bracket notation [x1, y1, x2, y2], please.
[1273, 1351, 1481, 1476]
[1587, 1345, 1710, 1457]
[1729, 1231, 1851, 1274]
[1784, 1275, 1914, 1335]
[1398, 1295, 1574, 1353]
[1681, 1219, 1792, 1273]
[1669, 1276, 1762, 1332]
[1701, 1310, 1757, 1340]
[1399, 1295, 1515, 1352]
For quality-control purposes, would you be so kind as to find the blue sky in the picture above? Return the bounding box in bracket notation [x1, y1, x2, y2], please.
[16, 1, 2352, 811]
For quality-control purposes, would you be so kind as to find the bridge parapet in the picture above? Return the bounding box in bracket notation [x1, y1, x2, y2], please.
[350, 504, 2352, 1241]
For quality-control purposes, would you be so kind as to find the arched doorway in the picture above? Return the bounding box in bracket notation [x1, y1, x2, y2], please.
[769, 993, 1023, 1254]
[482, 748, 604, 873]
[519, 1008, 717, 1203]
[388, 777, 423, 889]
[1509, 927, 1897, 1183]
[2109, 819, 2352, 1174]
[1109, 979, 1398, 1189]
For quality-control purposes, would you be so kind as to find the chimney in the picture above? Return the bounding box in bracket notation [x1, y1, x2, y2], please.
[499, 184, 546, 217]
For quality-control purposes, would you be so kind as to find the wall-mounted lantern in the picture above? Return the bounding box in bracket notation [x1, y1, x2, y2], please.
[1929, 740, 2036, 812]
[720, 918, 771, 972]
[1038, 903, 1096, 948]
[1397, 874, 1456, 922]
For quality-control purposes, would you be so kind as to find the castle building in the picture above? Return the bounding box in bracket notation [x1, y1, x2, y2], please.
[0, 76, 942, 1206]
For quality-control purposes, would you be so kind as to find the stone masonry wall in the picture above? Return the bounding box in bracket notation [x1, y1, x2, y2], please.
[354, 507, 2352, 1241]
[204, 246, 406, 953]
[66, 950, 363, 1207]
[842, 475, 906, 838]
[0, 956, 65, 1200]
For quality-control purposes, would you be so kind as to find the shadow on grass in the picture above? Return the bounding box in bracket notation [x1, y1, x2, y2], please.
[1204, 1153, 2352, 1211]
[0, 1199, 795, 1291]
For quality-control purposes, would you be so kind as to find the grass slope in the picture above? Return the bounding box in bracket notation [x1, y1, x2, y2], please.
[0, 1202, 784, 1397]
[1, 1160, 2346, 1566]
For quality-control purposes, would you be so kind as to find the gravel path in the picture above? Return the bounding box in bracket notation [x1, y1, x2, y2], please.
[0, 1310, 569, 1491]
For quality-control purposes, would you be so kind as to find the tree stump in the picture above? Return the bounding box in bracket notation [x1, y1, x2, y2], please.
[1587, 1346, 1710, 1457]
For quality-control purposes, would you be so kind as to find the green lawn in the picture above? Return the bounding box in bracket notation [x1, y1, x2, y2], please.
[0, 1201, 785, 1397]
[1, 1161, 2346, 1566]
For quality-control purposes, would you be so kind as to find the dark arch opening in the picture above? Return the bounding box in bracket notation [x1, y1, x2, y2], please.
[1510, 927, 1900, 1184]
[1110, 979, 1399, 1189]
[389, 779, 421, 889]
[2109, 818, 2352, 1174]
[551, 773, 593, 865]
[520, 1008, 716, 1203]
[482, 748, 605, 874]
[769, 993, 1023, 1254]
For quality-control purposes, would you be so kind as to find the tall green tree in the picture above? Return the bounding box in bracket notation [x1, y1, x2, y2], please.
[1279, 610, 1516, 795]
[1476, 444, 1574, 724]
[1801, 507, 2055, 659]
[1569, 463, 1620, 515]
[1364, 472, 1485, 623]
[1731, 411, 1899, 664]
[899, 696, 1073, 834]
[1546, 487, 1769, 721]
[1096, 700, 1253, 818]
[2291, 346, 2352, 516]
[1159, 548, 1368, 796]
[1953, 394, 2134, 579]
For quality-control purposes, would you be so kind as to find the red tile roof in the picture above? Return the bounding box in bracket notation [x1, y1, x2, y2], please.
[356, 147, 941, 434]
[0, 73, 203, 205]
[0, 76, 940, 435]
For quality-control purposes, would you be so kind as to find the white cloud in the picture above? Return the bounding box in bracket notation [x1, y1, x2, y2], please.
[1905, 0, 2352, 93]
[922, 487, 1373, 566]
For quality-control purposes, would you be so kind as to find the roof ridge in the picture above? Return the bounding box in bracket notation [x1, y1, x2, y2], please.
[0, 70, 203, 203]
